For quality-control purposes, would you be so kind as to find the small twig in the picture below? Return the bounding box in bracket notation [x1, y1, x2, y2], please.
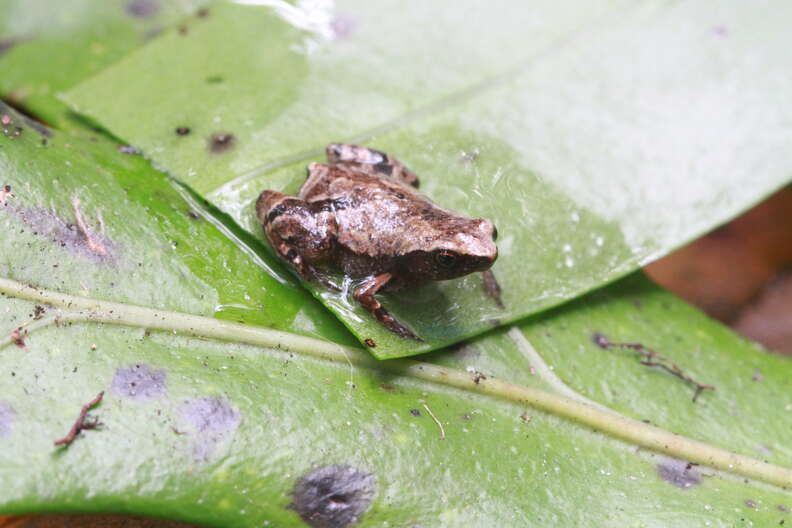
[422, 403, 445, 440]
[71, 195, 108, 256]
[593, 333, 714, 402]
[54, 391, 105, 447]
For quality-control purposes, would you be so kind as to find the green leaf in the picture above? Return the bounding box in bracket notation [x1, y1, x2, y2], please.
[62, 2, 792, 357]
[0, 0, 210, 127]
[0, 102, 353, 344]
[2, 104, 792, 526]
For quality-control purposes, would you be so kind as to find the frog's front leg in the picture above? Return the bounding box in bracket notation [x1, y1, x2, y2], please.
[353, 272, 422, 341]
[256, 190, 339, 290]
[326, 143, 419, 188]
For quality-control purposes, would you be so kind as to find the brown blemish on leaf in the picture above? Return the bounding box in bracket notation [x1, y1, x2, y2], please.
[290, 465, 376, 528]
[126, 0, 160, 18]
[53, 391, 104, 447]
[364, 338, 376, 348]
[208, 132, 235, 154]
[175, 126, 191, 136]
[111, 364, 167, 400]
[656, 458, 701, 488]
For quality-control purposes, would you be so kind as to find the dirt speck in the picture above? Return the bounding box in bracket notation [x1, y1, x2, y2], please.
[175, 126, 191, 136]
[111, 364, 167, 400]
[364, 339, 376, 348]
[290, 465, 376, 528]
[409, 409, 421, 417]
[0, 402, 14, 438]
[745, 499, 757, 509]
[657, 458, 701, 488]
[208, 132, 235, 154]
[126, 0, 160, 18]
[179, 396, 240, 460]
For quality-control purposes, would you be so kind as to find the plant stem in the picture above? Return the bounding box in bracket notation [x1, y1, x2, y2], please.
[2, 276, 792, 489]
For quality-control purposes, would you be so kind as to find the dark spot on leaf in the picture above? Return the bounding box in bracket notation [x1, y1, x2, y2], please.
[364, 339, 376, 348]
[175, 126, 191, 136]
[187, 210, 201, 220]
[118, 145, 141, 155]
[291, 465, 375, 528]
[178, 24, 189, 36]
[409, 409, 421, 417]
[657, 458, 701, 488]
[179, 397, 240, 460]
[126, 0, 160, 18]
[196, 7, 209, 17]
[208, 132, 235, 153]
[591, 332, 610, 349]
[111, 364, 167, 400]
[0, 38, 19, 57]
[0, 402, 13, 438]
[205, 75, 224, 84]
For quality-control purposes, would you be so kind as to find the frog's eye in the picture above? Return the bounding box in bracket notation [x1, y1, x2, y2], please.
[434, 250, 458, 268]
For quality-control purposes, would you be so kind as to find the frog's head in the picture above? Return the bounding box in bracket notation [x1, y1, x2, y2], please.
[404, 218, 498, 281]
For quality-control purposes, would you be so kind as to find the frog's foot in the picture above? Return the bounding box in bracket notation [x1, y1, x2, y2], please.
[481, 270, 505, 309]
[326, 143, 420, 188]
[354, 273, 422, 341]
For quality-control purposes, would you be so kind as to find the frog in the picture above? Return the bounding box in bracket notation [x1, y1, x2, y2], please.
[256, 143, 499, 341]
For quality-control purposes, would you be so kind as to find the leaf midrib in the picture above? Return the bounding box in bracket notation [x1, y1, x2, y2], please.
[2, 275, 791, 490]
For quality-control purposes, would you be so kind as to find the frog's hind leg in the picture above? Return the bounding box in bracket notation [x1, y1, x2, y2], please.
[256, 190, 340, 290]
[354, 273, 422, 341]
[326, 143, 420, 188]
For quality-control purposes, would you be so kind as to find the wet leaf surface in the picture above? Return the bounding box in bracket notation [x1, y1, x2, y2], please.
[0, 0, 210, 127]
[63, 1, 792, 357]
[2, 106, 792, 527]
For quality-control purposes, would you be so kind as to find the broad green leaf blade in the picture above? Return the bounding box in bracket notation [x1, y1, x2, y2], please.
[3, 103, 792, 527]
[0, 102, 353, 344]
[0, 0, 210, 127]
[63, 1, 792, 358]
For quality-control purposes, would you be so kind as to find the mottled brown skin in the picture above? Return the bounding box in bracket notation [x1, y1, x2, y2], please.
[257, 143, 499, 340]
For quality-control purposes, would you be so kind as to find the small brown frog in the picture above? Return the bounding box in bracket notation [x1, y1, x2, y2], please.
[256, 143, 499, 340]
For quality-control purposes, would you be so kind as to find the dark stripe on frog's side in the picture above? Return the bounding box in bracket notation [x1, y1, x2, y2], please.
[374, 162, 393, 176]
[266, 203, 289, 223]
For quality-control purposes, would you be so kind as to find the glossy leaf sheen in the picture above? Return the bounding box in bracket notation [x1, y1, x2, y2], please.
[64, 1, 792, 357]
[0, 0, 212, 127]
[2, 106, 792, 526]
